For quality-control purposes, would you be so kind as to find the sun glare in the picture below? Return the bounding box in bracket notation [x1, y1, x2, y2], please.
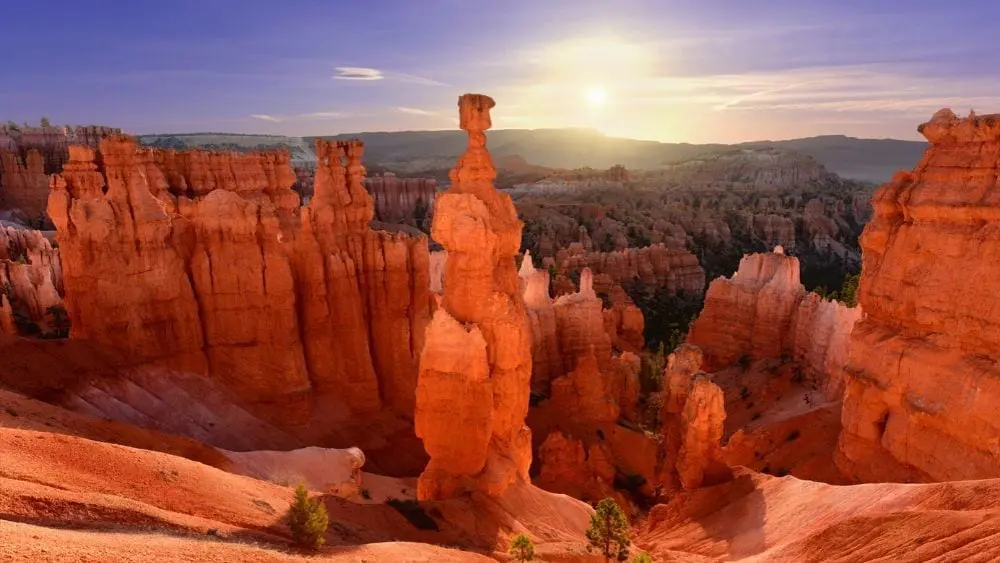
[586, 87, 607, 107]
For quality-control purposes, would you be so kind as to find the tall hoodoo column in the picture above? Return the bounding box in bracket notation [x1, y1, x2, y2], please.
[414, 94, 533, 500]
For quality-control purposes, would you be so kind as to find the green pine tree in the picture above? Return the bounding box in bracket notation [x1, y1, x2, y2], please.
[631, 552, 654, 563]
[286, 483, 328, 550]
[508, 533, 535, 561]
[586, 498, 631, 562]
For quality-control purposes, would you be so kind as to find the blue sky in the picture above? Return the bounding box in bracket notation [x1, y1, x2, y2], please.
[1, 0, 997, 142]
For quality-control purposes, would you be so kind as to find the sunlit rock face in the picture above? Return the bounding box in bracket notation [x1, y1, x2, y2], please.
[48, 134, 431, 431]
[414, 94, 533, 500]
[687, 247, 859, 398]
[837, 109, 1000, 482]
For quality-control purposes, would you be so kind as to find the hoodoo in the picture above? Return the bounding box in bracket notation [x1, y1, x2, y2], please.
[414, 94, 533, 500]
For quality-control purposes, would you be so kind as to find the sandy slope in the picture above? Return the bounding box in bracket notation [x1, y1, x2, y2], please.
[0, 423, 596, 561]
[0, 520, 489, 562]
[637, 468, 1000, 562]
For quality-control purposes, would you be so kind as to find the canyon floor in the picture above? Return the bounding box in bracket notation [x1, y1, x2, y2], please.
[6, 396, 1000, 563]
[4, 352, 998, 562]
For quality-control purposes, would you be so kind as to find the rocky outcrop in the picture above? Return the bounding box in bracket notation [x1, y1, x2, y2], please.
[536, 431, 617, 504]
[837, 109, 1000, 482]
[752, 214, 796, 250]
[0, 125, 119, 217]
[688, 247, 859, 391]
[518, 255, 641, 419]
[0, 150, 49, 217]
[602, 285, 645, 353]
[657, 344, 729, 491]
[552, 243, 705, 295]
[48, 135, 430, 432]
[0, 225, 63, 335]
[688, 248, 805, 371]
[364, 173, 437, 228]
[415, 94, 532, 500]
[790, 292, 862, 398]
[221, 446, 366, 498]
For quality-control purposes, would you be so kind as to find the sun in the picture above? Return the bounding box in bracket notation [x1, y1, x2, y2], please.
[585, 87, 607, 107]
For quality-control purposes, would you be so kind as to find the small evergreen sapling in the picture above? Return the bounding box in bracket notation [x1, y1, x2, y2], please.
[508, 533, 535, 561]
[586, 498, 631, 562]
[286, 484, 328, 549]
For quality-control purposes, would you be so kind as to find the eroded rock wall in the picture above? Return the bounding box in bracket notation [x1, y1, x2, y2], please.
[48, 135, 430, 428]
[0, 125, 118, 217]
[837, 109, 1000, 482]
[364, 173, 437, 228]
[688, 247, 859, 394]
[552, 243, 705, 295]
[0, 225, 63, 335]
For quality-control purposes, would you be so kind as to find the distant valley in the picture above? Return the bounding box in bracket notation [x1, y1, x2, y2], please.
[139, 128, 927, 184]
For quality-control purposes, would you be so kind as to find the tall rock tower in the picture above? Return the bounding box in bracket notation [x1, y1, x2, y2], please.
[414, 94, 533, 500]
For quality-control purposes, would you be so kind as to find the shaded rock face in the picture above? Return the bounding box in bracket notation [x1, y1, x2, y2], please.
[688, 248, 859, 396]
[0, 225, 62, 335]
[48, 135, 431, 430]
[415, 94, 532, 500]
[837, 109, 1000, 483]
[0, 150, 49, 219]
[535, 430, 619, 504]
[0, 125, 119, 218]
[364, 173, 437, 228]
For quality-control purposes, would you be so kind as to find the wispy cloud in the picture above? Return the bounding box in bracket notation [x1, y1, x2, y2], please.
[686, 65, 1000, 116]
[250, 114, 282, 122]
[333, 66, 384, 81]
[392, 72, 449, 87]
[712, 83, 803, 111]
[302, 111, 349, 119]
[248, 110, 351, 123]
[333, 66, 447, 86]
[396, 107, 435, 116]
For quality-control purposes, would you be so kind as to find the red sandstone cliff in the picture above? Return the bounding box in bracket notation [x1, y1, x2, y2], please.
[837, 109, 1000, 482]
[688, 248, 805, 371]
[518, 254, 641, 417]
[414, 94, 532, 500]
[364, 172, 437, 228]
[47, 136, 430, 434]
[551, 243, 705, 296]
[688, 247, 859, 395]
[0, 125, 118, 218]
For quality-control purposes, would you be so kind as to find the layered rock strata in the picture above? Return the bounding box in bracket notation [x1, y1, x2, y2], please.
[552, 243, 705, 295]
[364, 173, 437, 228]
[688, 247, 860, 396]
[518, 254, 641, 415]
[0, 225, 62, 335]
[414, 94, 532, 500]
[0, 125, 118, 217]
[48, 135, 430, 428]
[837, 109, 1000, 482]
